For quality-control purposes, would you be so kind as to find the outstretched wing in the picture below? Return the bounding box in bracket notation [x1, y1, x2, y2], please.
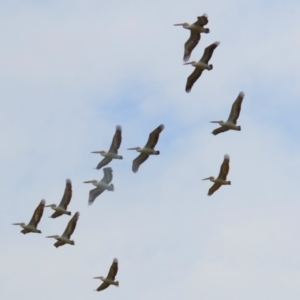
[200, 41, 220, 64]
[107, 258, 118, 280]
[58, 179, 72, 210]
[88, 187, 105, 205]
[62, 212, 79, 239]
[208, 183, 222, 196]
[102, 167, 113, 184]
[50, 211, 63, 218]
[108, 125, 122, 153]
[183, 31, 200, 62]
[212, 127, 230, 135]
[96, 157, 112, 170]
[217, 154, 230, 180]
[96, 282, 110, 292]
[145, 124, 165, 149]
[185, 68, 203, 93]
[54, 240, 65, 248]
[28, 199, 46, 228]
[227, 92, 244, 124]
[193, 14, 208, 26]
[132, 153, 149, 173]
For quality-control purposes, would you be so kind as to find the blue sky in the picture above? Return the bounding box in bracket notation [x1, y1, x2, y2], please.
[1, 0, 300, 299]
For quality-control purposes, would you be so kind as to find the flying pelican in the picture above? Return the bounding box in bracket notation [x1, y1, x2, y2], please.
[91, 125, 123, 170]
[174, 14, 210, 62]
[84, 167, 114, 205]
[211, 92, 245, 135]
[46, 212, 80, 248]
[128, 124, 164, 173]
[45, 178, 72, 218]
[184, 41, 220, 93]
[12, 199, 46, 234]
[94, 258, 119, 292]
[203, 154, 231, 196]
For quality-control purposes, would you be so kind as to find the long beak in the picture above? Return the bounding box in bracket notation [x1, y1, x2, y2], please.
[173, 23, 184, 26]
[183, 62, 193, 65]
[202, 177, 211, 181]
[12, 223, 22, 225]
[210, 121, 221, 123]
[127, 147, 138, 150]
[46, 235, 56, 238]
[93, 276, 101, 279]
[45, 204, 53, 207]
[83, 180, 94, 183]
[91, 151, 102, 154]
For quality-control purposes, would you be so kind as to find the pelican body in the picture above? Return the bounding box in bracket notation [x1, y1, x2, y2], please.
[12, 199, 46, 234]
[94, 258, 119, 292]
[128, 124, 164, 173]
[184, 41, 220, 93]
[46, 212, 80, 248]
[203, 154, 231, 196]
[45, 178, 72, 218]
[174, 14, 210, 62]
[84, 167, 114, 205]
[92, 125, 123, 170]
[211, 92, 245, 135]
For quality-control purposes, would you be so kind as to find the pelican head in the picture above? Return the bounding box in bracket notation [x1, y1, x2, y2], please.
[183, 61, 196, 66]
[127, 147, 142, 152]
[173, 22, 189, 27]
[91, 150, 106, 155]
[210, 120, 224, 125]
[202, 176, 215, 181]
[45, 204, 57, 209]
[94, 276, 105, 281]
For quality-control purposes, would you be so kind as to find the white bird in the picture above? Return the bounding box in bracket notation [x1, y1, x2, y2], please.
[203, 154, 231, 196]
[184, 41, 220, 93]
[12, 199, 46, 234]
[84, 167, 114, 205]
[45, 179, 72, 218]
[94, 258, 119, 292]
[128, 124, 164, 173]
[211, 92, 245, 135]
[91, 125, 123, 170]
[174, 14, 210, 62]
[46, 212, 80, 248]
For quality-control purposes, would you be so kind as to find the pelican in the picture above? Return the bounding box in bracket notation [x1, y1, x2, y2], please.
[211, 92, 245, 135]
[45, 178, 72, 218]
[184, 41, 220, 93]
[91, 125, 123, 170]
[94, 258, 119, 292]
[84, 167, 114, 205]
[46, 212, 80, 248]
[12, 199, 46, 234]
[128, 124, 164, 173]
[203, 154, 231, 196]
[174, 14, 210, 62]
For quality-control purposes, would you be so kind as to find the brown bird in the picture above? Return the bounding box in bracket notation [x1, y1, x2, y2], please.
[128, 124, 164, 173]
[94, 258, 119, 292]
[184, 41, 220, 93]
[174, 14, 210, 62]
[203, 154, 231, 196]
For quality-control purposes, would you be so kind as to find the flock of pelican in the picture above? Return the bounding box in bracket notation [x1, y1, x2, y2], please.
[13, 13, 245, 294]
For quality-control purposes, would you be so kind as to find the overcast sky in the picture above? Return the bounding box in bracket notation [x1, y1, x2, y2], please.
[1, 0, 300, 299]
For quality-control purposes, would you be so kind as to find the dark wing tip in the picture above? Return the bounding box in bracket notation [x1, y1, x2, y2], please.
[113, 258, 118, 263]
[66, 178, 71, 184]
[74, 211, 80, 218]
[41, 199, 46, 205]
[224, 154, 230, 161]
[116, 125, 122, 131]
[239, 91, 245, 98]
[159, 124, 165, 131]
[214, 41, 220, 47]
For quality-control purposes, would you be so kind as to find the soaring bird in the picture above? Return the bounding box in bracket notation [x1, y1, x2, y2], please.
[91, 125, 123, 170]
[84, 167, 114, 205]
[12, 199, 46, 234]
[128, 124, 164, 173]
[211, 92, 245, 135]
[184, 41, 220, 93]
[203, 154, 231, 196]
[46, 212, 80, 248]
[45, 178, 72, 218]
[174, 14, 210, 62]
[94, 258, 119, 292]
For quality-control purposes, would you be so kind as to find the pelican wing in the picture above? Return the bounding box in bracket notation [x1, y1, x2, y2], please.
[58, 178, 72, 209]
[217, 154, 230, 180]
[183, 31, 200, 62]
[96, 157, 112, 170]
[193, 15, 208, 26]
[28, 199, 46, 228]
[96, 282, 110, 292]
[107, 259, 118, 280]
[54, 240, 65, 248]
[212, 127, 230, 135]
[50, 211, 63, 218]
[102, 167, 113, 184]
[227, 92, 244, 124]
[185, 68, 203, 93]
[108, 125, 122, 153]
[88, 187, 105, 205]
[132, 153, 149, 173]
[200, 41, 220, 64]
[62, 212, 79, 239]
[208, 183, 222, 196]
[145, 124, 165, 149]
